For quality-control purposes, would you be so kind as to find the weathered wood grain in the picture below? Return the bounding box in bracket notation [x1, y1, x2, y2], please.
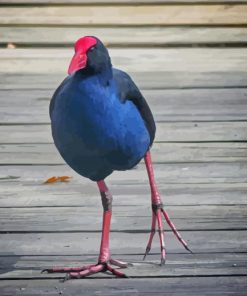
[1, 180, 246, 207]
[0, 162, 246, 211]
[1, 72, 246, 89]
[151, 142, 247, 163]
[1, 254, 247, 279]
[0, 125, 52, 144]
[1, 88, 247, 123]
[1, 48, 247, 74]
[0, 121, 246, 143]
[1, 253, 245, 271]
[1, 142, 247, 164]
[0, 5, 247, 25]
[2, 0, 247, 4]
[2, 27, 247, 46]
[0, 231, 246, 255]
[0, 205, 245, 232]
[0, 162, 247, 186]
[2, 277, 247, 296]
[0, 277, 246, 296]
[156, 122, 247, 142]
[1, 182, 247, 209]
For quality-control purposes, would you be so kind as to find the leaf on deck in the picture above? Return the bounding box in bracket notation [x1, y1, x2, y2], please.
[43, 176, 72, 184]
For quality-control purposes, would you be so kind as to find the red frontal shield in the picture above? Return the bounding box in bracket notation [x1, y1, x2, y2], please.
[68, 36, 97, 75]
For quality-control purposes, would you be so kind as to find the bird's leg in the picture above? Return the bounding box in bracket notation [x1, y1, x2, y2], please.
[97, 180, 112, 264]
[42, 180, 127, 279]
[97, 181, 130, 269]
[143, 150, 192, 265]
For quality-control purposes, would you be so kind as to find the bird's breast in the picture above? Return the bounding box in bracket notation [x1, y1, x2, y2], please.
[51, 76, 150, 172]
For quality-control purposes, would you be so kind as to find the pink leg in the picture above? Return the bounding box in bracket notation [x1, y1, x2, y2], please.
[42, 180, 128, 279]
[97, 180, 112, 264]
[143, 151, 192, 264]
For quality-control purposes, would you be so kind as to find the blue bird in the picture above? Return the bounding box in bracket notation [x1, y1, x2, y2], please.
[44, 36, 191, 279]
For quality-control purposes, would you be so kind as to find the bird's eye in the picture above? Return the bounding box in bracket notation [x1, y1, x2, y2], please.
[89, 46, 95, 52]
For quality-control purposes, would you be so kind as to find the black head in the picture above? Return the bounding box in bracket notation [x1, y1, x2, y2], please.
[68, 36, 112, 75]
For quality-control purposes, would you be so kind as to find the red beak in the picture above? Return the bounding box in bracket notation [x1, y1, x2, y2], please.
[68, 51, 87, 75]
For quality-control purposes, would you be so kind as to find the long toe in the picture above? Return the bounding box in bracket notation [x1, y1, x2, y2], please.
[41, 264, 94, 274]
[109, 258, 132, 268]
[106, 264, 128, 278]
[143, 212, 156, 261]
[156, 209, 166, 265]
[67, 263, 128, 279]
[161, 209, 192, 253]
[143, 208, 166, 265]
[42, 261, 129, 280]
[68, 264, 105, 279]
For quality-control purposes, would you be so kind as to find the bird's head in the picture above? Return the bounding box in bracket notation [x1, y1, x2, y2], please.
[68, 36, 111, 76]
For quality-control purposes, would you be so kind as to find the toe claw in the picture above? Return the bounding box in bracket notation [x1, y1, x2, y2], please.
[185, 245, 194, 254]
[61, 273, 71, 282]
[160, 258, 166, 266]
[143, 247, 150, 260]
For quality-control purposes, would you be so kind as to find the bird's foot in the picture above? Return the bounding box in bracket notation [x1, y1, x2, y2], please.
[143, 203, 193, 265]
[41, 258, 129, 280]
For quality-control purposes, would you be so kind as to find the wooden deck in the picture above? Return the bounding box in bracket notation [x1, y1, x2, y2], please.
[0, 0, 247, 295]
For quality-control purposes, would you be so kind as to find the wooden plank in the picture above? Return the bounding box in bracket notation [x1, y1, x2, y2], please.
[0, 48, 247, 75]
[2, 27, 247, 46]
[0, 181, 246, 207]
[0, 162, 246, 211]
[156, 121, 247, 142]
[0, 231, 246, 255]
[0, 253, 247, 279]
[0, 48, 247, 74]
[151, 142, 247, 162]
[1, 142, 247, 164]
[0, 253, 244, 271]
[0, 162, 246, 186]
[0, 277, 246, 296]
[2, 0, 247, 4]
[0, 125, 52, 143]
[0, 5, 247, 25]
[1, 72, 246, 89]
[0, 205, 245, 231]
[148, 88, 247, 122]
[0, 121, 246, 143]
[1, 88, 247, 123]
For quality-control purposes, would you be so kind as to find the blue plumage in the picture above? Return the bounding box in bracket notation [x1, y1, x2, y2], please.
[50, 37, 155, 181]
[51, 70, 150, 181]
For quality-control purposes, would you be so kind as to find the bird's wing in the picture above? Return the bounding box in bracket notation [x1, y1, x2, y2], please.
[113, 68, 156, 146]
[49, 76, 70, 119]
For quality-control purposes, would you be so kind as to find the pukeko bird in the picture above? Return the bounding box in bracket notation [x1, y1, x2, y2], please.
[43, 36, 192, 279]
